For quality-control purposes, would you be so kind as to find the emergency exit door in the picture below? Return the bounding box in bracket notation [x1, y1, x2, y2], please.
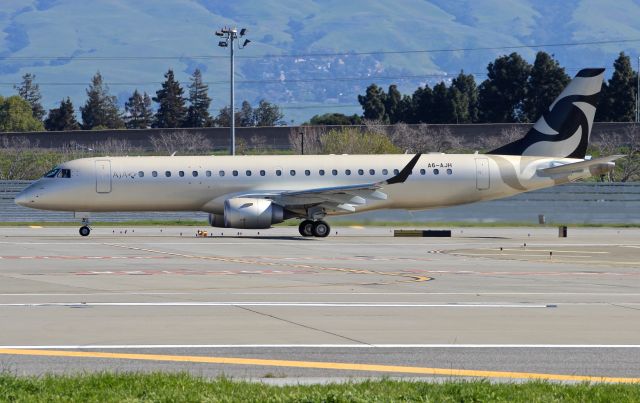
[475, 158, 490, 190]
[95, 160, 112, 193]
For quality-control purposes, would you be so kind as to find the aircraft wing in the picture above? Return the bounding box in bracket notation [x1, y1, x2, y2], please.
[538, 155, 624, 176]
[237, 153, 421, 212]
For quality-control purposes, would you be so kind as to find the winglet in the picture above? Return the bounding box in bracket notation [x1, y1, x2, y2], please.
[386, 153, 421, 185]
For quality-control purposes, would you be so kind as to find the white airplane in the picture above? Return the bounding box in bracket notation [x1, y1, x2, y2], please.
[16, 68, 620, 237]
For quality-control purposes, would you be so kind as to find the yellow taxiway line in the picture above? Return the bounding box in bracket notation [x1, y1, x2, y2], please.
[0, 349, 638, 383]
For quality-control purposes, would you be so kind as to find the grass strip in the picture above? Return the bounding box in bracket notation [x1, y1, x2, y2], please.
[0, 373, 639, 402]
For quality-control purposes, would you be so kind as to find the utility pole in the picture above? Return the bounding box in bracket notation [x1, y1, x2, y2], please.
[215, 27, 251, 155]
[637, 56, 639, 123]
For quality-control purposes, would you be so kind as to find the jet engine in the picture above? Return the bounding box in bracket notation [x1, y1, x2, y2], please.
[208, 198, 284, 229]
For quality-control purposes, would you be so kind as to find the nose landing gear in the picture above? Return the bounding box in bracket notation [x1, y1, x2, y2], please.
[298, 219, 330, 238]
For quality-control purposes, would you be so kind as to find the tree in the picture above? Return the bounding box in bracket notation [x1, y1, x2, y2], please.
[598, 52, 637, 122]
[430, 81, 454, 123]
[308, 113, 362, 125]
[215, 105, 241, 127]
[451, 71, 479, 123]
[253, 99, 285, 126]
[524, 52, 570, 122]
[358, 84, 387, 122]
[0, 95, 45, 132]
[14, 73, 45, 121]
[238, 100, 255, 127]
[80, 72, 124, 129]
[385, 85, 402, 123]
[411, 85, 433, 123]
[478, 53, 531, 122]
[44, 98, 80, 131]
[124, 90, 153, 129]
[185, 68, 212, 128]
[153, 69, 187, 128]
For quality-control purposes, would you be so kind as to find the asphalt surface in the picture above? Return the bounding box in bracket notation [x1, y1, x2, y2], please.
[0, 225, 639, 382]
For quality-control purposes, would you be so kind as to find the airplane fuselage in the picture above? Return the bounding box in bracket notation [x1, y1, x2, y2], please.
[16, 153, 587, 216]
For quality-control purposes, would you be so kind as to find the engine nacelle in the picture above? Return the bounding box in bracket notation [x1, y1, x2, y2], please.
[209, 198, 284, 229]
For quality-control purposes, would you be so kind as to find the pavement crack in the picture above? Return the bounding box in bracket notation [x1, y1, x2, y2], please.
[234, 305, 372, 346]
[610, 303, 640, 312]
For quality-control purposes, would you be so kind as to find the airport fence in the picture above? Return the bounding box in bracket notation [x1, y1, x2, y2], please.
[0, 122, 636, 152]
[2, 181, 640, 224]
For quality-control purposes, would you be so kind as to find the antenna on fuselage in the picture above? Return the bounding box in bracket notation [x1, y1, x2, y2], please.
[170, 151, 177, 157]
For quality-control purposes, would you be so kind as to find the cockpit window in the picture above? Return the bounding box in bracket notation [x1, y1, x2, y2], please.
[43, 168, 71, 178]
[44, 168, 60, 178]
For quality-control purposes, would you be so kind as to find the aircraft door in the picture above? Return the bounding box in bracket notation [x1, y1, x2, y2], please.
[475, 158, 490, 190]
[95, 160, 112, 193]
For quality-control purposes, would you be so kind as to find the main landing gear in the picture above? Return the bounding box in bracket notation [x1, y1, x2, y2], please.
[79, 217, 91, 237]
[298, 219, 330, 238]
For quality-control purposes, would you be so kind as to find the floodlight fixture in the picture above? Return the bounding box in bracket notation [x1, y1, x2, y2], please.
[218, 41, 227, 47]
[215, 31, 224, 37]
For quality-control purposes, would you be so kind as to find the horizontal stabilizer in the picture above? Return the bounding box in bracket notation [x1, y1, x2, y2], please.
[538, 155, 624, 176]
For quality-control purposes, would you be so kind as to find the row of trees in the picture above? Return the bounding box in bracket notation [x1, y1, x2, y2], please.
[353, 51, 638, 125]
[5, 70, 285, 132]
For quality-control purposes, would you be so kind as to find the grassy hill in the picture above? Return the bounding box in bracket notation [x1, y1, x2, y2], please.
[0, 0, 638, 123]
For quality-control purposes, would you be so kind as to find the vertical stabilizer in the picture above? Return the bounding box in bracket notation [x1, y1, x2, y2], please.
[488, 68, 605, 158]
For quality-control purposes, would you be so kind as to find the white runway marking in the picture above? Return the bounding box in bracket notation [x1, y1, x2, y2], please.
[0, 344, 639, 349]
[0, 302, 553, 308]
[0, 292, 638, 296]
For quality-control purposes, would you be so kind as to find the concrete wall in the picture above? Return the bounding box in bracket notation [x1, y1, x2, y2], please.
[0, 122, 636, 151]
[2, 181, 639, 224]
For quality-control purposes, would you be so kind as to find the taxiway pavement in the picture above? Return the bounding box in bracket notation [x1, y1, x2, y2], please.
[0, 225, 639, 382]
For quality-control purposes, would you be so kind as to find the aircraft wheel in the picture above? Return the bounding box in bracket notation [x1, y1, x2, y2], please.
[312, 221, 330, 238]
[298, 220, 314, 237]
[79, 226, 91, 237]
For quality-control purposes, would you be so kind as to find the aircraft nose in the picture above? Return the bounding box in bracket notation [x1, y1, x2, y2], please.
[14, 187, 36, 207]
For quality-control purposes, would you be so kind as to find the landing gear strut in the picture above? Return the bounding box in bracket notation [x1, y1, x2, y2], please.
[79, 217, 91, 237]
[298, 219, 330, 238]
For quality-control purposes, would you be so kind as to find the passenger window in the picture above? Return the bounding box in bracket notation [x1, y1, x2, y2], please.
[420, 169, 426, 175]
[393, 169, 399, 175]
[358, 169, 364, 175]
[382, 169, 388, 175]
[179, 171, 184, 177]
[332, 169, 338, 176]
[369, 169, 375, 175]
[290, 170, 296, 176]
[57, 169, 71, 178]
[138, 171, 144, 178]
[319, 169, 325, 176]
[345, 169, 351, 175]
[206, 171, 212, 177]
[260, 170, 266, 176]
[233, 170, 238, 176]
[219, 170, 225, 177]
[152, 171, 158, 177]
[276, 169, 282, 176]
[447, 168, 453, 175]
[165, 171, 171, 177]
[433, 169, 440, 175]
[193, 171, 198, 177]
[305, 169, 311, 176]
[246, 170, 252, 176]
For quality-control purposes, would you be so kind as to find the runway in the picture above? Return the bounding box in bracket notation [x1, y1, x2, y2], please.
[0, 225, 639, 382]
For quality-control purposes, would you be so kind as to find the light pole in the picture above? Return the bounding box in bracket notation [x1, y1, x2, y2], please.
[637, 56, 639, 123]
[216, 27, 251, 155]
